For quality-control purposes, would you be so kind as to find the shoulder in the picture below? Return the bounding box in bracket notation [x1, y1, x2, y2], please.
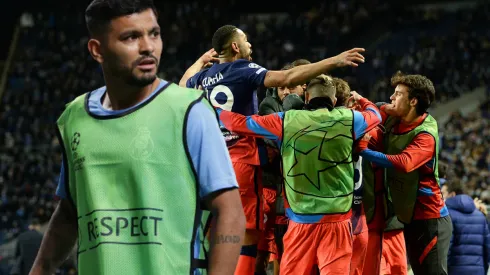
[57, 89, 94, 123]
[164, 84, 206, 101]
[232, 59, 263, 69]
[260, 96, 281, 106]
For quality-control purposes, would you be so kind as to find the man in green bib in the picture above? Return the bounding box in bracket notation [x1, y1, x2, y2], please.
[29, 1, 245, 274]
[215, 74, 382, 274]
[359, 71, 452, 275]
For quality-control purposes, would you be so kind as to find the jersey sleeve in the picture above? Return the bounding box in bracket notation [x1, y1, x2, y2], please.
[55, 160, 67, 199]
[185, 101, 238, 199]
[238, 61, 268, 88]
[360, 133, 436, 173]
[352, 98, 382, 140]
[216, 108, 284, 145]
[186, 70, 204, 89]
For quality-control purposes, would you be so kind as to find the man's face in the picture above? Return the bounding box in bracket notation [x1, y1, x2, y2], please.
[277, 85, 304, 101]
[235, 29, 252, 61]
[384, 84, 413, 117]
[101, 9, 162, 87]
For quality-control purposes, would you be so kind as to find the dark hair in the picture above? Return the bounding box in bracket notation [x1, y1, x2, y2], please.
[85, 0, 158, 37]
[307, 74, 336, 97]
[391, 71, 435, 115]
[212, 25, 238, 54]
[445, 179, 464, 195]
[332, 77, 351, 107]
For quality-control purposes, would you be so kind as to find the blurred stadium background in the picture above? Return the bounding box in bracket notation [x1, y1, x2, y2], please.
[0, 0, 488, 274]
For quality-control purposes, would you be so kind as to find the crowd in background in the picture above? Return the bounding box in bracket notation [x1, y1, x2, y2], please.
[0, 2, 489, 273]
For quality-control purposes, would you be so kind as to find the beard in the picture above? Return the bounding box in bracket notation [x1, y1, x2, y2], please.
[238, 45, 252, 61]
[126, 71, 157, 87]
[107, 55, 159, 88]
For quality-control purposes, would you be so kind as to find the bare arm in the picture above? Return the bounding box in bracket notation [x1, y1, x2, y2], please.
[29, 199, 78, 275]
[206, 188, 246, 275]
[263, 48, 365, 88]
[179, 49, 219, 87]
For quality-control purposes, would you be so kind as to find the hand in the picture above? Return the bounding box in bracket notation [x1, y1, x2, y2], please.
[199, 48, 219, 67]
[356, 133, 371, 153]
[346, 91, 363, 108]
[362, 133, 372, 142]
[334, 48, 365, 67]
[474, 198, 488, 216]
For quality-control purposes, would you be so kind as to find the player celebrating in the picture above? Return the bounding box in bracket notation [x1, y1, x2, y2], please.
[213, 75, 381, 274]
[179, 24, 366, 275]
[29, 1, 245, 274]
[359, 71, 452, 274]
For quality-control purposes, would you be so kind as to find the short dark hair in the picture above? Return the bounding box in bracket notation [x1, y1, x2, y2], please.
[307, 74, 336, 98]
[445, 179, 464, 195]
[212, 25, 238, 54]
[391, 71, 435, 115]
[332, 77, 351, 107]
[85, 0, 158, 37]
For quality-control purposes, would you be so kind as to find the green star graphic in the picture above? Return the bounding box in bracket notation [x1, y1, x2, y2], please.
[283, 120, 354, 192]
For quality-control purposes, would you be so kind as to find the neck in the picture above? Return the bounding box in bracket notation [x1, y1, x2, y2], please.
[102, 77, 160, 111]
[400, 109, 422, 124]
[219, 54, 240, 64]
[304, 97, 334, 110]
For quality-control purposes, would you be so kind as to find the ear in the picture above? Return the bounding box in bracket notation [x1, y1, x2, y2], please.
[301, 84, 307, 92]
[410, 97, 418, 107]
[87, 38, 104, 64]
[230, 41, 240, 55]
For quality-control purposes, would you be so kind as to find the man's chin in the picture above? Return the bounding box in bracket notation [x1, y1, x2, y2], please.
[128, 74, 157, 87]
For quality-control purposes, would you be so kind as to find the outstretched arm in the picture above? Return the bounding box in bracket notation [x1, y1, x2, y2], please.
[263, 48, 365, 88]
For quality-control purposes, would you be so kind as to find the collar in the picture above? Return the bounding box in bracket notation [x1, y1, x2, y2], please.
[304, 97, 334, 111]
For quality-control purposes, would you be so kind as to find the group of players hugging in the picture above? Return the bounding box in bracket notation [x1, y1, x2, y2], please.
[180, 25, 452, 275]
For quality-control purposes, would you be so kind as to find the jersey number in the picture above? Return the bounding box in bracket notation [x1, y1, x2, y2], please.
[206, 85, 234, 111]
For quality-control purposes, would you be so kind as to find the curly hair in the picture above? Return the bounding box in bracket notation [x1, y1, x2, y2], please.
[391, 71, 435, 115]
[332, 77, 351, 107]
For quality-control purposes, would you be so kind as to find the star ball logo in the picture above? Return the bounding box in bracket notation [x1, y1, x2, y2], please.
[71, 132, 81, 151]
[71, 132, 85, 171]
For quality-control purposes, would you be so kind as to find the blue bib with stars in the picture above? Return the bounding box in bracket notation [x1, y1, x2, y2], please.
[281, 108, 355, 215]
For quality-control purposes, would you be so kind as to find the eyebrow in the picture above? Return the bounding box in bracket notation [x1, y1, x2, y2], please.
[119, 26, 160, 39]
